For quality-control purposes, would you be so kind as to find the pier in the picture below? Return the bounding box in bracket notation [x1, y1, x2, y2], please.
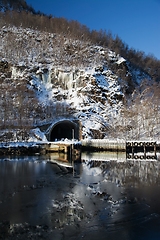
[126, 141, 157, 159]
[81, 139, 158, 160]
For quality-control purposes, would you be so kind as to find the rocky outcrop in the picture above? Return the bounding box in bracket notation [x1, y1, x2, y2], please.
[0, 60, 12, 78]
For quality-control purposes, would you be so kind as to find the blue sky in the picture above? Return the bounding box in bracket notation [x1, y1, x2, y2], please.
[26, 0, 160, 60]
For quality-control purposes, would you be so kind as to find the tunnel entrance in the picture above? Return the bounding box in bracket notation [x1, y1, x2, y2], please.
[50, 120, 77, 141]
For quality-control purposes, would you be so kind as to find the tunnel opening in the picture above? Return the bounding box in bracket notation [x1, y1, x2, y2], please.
[50, 121, 77, 141]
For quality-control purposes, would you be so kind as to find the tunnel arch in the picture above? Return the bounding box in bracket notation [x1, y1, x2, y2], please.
[49, 120, 78, 141]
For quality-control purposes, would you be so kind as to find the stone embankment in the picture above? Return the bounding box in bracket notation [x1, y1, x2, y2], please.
[0, 142, 42, 155]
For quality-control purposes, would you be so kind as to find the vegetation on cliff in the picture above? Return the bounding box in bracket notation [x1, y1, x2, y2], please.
[0, 0, 160, 141]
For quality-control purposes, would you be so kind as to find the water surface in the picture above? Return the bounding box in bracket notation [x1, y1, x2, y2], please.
[0, 152, 160, 239]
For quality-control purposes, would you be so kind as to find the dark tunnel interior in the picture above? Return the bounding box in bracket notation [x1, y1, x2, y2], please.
[50, 121, 77, 141]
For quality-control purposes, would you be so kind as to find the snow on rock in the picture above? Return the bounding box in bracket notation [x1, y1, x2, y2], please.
[116, 56, 126, 65]
[0, 25, 156, 141]
[29, 128, 48, 142]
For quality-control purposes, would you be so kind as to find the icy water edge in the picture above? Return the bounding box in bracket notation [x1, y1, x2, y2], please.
[0, 152, 160, 240]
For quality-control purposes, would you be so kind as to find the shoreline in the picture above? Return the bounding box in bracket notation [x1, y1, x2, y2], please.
[0, 140, 159, 156]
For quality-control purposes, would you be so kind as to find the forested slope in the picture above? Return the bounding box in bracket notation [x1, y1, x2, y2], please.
[0, 0, 160, 141]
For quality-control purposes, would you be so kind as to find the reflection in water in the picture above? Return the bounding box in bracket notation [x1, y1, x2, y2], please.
[47, 152, 73, 168]
[82, 151, 127, 161]
[84, 159, 160, 187]
[0, 152, 160, 239]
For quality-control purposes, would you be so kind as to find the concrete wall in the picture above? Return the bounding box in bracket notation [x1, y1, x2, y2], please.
[81, 139, 126, 151]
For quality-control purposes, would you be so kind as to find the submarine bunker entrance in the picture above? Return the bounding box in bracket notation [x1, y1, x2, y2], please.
[50, 120, 78, 141]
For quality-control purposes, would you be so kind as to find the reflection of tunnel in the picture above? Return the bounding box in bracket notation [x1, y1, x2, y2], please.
[50, 121, 77, 141]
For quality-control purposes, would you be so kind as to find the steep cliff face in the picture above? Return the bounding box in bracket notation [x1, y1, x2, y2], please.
[10, 62, 125, 138]
[0, 26, 159, 140]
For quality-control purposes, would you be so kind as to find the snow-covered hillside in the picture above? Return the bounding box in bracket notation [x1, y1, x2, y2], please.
[0, 25, 159, 141]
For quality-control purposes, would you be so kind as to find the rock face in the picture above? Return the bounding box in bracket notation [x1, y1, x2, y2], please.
[10, 64, 124, 138]
[0, 60, 11, 78]
[34, 68, 85, 90]
[0, 25, 158, 141]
